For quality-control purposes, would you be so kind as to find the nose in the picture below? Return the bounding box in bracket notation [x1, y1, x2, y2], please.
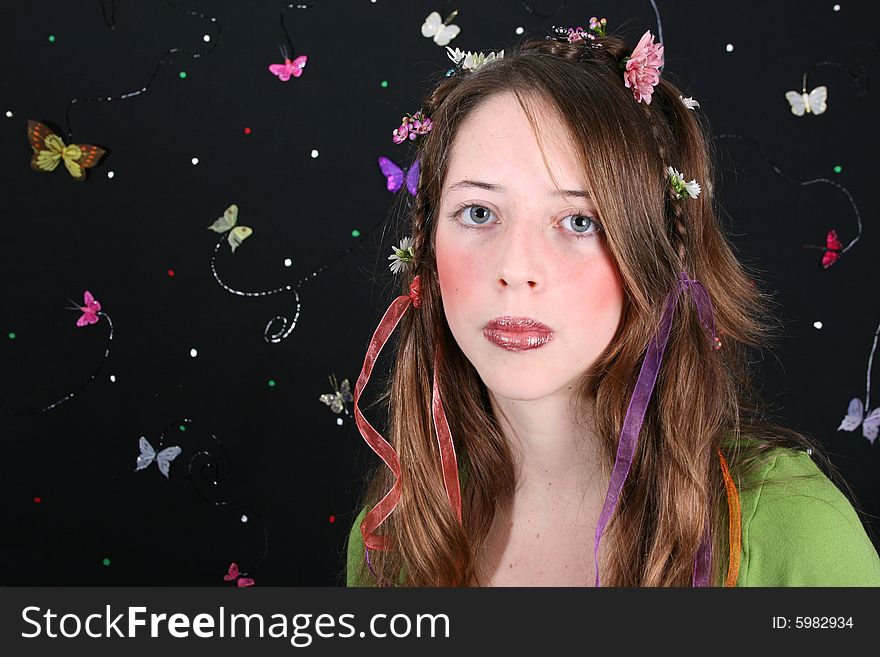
[496, 217, 545, 289]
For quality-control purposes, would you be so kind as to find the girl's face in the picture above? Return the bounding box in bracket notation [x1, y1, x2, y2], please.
[435, 93, 625, 402]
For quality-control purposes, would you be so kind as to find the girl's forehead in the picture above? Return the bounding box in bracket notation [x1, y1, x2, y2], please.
[444, 94, 588, 195]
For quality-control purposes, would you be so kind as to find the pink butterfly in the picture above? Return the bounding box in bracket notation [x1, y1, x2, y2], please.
[223, 562, 255, 587]
[837, 397, 880, 445]
[268, 55, 307, 81]
[67, 290, 101, 327]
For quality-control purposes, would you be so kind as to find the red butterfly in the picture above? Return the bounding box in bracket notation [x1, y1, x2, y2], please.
[803, 229, 843, 268]
[223, 562, 255, 587]
[821, 229, 843, 268]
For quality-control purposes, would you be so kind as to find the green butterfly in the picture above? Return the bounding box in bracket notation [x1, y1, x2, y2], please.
[207, 204, 253, 252]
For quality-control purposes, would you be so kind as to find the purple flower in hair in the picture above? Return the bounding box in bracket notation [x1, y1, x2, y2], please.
[392, 111, 433, 144]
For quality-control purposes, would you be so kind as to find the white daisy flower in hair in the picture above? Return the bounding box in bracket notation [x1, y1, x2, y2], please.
[667, 166, 701, 199]
[679, 95, 700, 110]
[388, 236, 416, 274]
[446, 47, 504, 71]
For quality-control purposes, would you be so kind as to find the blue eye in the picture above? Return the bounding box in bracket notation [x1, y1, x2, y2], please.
[466, 205, 492, 225]
[567, 214, 600, 235]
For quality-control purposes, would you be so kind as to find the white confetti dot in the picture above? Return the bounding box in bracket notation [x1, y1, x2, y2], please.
[284, 258, 292, 267]
[337, 417, 344, 426]
[203, 34, 211, 42]
[813, 321, 823, 330]
[833, 4, 841, 10]
[241, 514, 248, 523]
[109, 374, 116, 383]
[515, 26, 524, 35]
[190, 348, 198, 357]
[370, 0, 377, 3]
[107, 171, 115, 179]
[191, 157, 199, 165]
[5, 110, 12, 118]
[725, 43, 734, 52]
[310, 149, 319, 158]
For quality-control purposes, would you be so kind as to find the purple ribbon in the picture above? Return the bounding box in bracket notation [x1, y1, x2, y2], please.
[593, 271, 718, 587]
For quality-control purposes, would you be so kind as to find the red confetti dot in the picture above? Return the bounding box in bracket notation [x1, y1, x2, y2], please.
[328, 515, 336, 523]
[244, 127, 252, 135]
[168, 269, 175, 277]
[34, 496, 41, 504]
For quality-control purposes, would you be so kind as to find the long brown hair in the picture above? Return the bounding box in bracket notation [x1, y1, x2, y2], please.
[354, 34, 838, 586]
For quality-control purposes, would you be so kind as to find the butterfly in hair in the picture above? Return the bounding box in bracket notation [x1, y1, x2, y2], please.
[27, 120, 106, 181]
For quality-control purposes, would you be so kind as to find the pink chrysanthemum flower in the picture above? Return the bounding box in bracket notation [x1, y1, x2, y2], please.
[623, 30, 664, 104]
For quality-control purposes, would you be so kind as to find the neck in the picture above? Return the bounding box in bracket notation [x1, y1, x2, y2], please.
[488, 389, 604, 501]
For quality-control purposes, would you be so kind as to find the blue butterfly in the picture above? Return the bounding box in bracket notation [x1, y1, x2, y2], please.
[135, 436, 181, 479]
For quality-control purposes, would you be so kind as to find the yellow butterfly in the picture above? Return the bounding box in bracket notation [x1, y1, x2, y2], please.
[207, 204, 253, 253]
[28, 120, 106, 181]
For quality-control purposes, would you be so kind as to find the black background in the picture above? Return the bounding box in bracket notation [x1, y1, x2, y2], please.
[1, 0, 878, 585]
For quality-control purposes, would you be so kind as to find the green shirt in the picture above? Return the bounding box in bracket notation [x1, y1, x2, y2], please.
[346, 447, 880, 586]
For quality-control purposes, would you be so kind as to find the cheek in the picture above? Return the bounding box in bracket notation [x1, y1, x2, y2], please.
[436, 239, 482, 312]
[562, 254, 624, 338]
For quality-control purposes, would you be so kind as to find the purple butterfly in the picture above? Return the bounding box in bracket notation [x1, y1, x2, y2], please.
[837, 397, 880, 445]
[378, 157, 420, 196]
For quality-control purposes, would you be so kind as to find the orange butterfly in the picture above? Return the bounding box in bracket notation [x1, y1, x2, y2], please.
[27, 120, 106, 181]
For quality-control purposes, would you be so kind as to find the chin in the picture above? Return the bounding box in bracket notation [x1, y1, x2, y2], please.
[473, 362, 570, 402]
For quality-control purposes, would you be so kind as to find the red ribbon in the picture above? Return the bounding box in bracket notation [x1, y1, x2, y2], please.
[356, 275, 462, 551]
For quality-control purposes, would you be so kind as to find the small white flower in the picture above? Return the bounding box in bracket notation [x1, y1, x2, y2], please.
[445, 47, 504, 71]
[446, 46, 467, 64]
[679, 95, 700, 110]
[684, 179, 702, 198]
[446, 46, 466, 66]
[667, 165, 701, 199]
[388, 236, 415, 274]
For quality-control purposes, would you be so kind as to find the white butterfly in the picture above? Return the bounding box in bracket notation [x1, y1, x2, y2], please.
[784, 86, 827, 116]
[207, 204, 253, 253]
[319, 374, 353, 415]
[421, 11, 460, 47]
[837, 397, 880, 444]
[135, 436, 182, 478]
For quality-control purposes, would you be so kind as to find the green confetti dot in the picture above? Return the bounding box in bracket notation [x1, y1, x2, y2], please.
[179, 424, 186, 432]
[7, 332, 15, 340]
[179, 71, 187, 79]
[351, 229, 361, 238]
[833, 165, 842, 174]
[48, 35, 56, 43]
[268, 379, 276, 388]
[102, 558, 110, 566]
[380, 80, 389, 88]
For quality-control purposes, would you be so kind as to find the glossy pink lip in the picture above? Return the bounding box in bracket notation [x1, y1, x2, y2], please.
[483, 316, 555, 352]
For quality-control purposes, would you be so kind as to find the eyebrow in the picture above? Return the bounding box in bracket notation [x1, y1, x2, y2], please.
[446, 179, 593, 200]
